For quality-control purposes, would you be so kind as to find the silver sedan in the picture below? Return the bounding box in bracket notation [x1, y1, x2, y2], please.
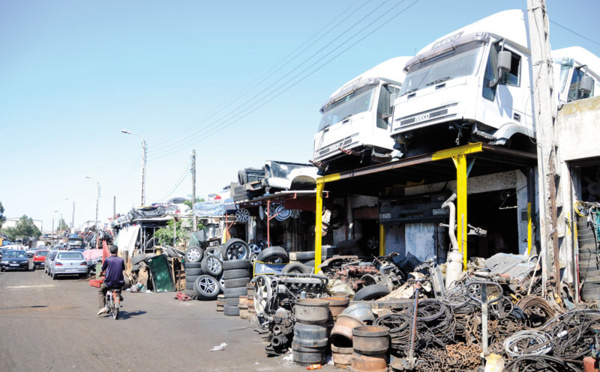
[50, 251, 88, 279]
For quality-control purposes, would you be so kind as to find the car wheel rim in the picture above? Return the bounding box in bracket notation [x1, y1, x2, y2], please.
[249, 244, 261, 254]
[367, 236, 378, 251]
[200, 277, 218, 294]
[188, 248, 201, 261]
[227, 243, 247, 260]
[208, 257, 221, 274]
[236, 208, 250, 223]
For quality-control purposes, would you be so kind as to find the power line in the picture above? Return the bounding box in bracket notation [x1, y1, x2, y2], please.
[550, 20, 600, 47]
[152, 0, 368, 152]
[155, 160, 192, 202]
[149, 0, 415, 160]
[166, 0, 421, 152]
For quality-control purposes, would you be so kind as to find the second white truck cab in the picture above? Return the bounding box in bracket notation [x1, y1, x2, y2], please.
[553, 46, 600, 106]
[391, 10, 535, 157]
[312, 57, 411, 174]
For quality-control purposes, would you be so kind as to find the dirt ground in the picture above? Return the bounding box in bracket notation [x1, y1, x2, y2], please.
[0, 268, 332, 372]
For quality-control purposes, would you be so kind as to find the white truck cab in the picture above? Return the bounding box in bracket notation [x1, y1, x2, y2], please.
[553, 46, 600, 106]
[391, 10, 535, 157]
[312, 57, 411, 173]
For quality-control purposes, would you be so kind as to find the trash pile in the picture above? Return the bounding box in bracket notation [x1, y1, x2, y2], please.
[216, 250, 600, 372]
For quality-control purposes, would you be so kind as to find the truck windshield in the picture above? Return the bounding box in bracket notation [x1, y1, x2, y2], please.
[400, 42, 484, 96]
[319, 85, 376, 131]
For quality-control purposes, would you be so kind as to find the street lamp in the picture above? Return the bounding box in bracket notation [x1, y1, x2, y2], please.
[85, 177, 101, 229]
[121, 129, 147, 206]
[65, 198, 75, 234]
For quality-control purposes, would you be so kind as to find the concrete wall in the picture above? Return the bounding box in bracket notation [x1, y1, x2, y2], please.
[557, 96, 600, 161]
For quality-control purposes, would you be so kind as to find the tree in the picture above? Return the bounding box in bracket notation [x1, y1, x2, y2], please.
[58, 217, 69, 231]
[0, 202, 5, 228]
[183, 196, 204, 210]
[1, 215, 41, 241]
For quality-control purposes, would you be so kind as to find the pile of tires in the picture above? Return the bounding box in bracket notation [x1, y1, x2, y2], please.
[287, 245, 338, 273]
[223, 259, 253, 316]
[184, 241, 224, 301]
[578, 218, 600, 302]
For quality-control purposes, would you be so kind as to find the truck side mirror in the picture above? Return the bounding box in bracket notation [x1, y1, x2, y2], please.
[498, 50, 512, 73]
[580, 75, 594, 94]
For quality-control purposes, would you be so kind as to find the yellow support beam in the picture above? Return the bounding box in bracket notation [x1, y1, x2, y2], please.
[316, 173, 341, 185]
[379, 223, 385, 256]
[314, 182, 325, 274]
[431, 142, 483, 161]
[454, 154, 468, 270]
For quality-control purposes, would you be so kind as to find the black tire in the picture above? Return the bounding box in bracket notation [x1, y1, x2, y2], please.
[224, 277, 251, 288]
[304, 260, 315, 270]
[238, 169, 248, 185]
[185, 261, 202, 269]
[186, 267, 204, 276]
[223, 268, 251, 280]
[225, 297, 240, 306]
[131, 254, 147, 266]
[201, 255, 223, 277]
[186, 246, 204, 263]
[186, 274, 200, 290]
[222, 239, 250, 261]
[256, 246, 289, 264]
[294, 251, 316, 261]
[282, 262, 311, 274]
[224, 287, 248, 298]
[223, 305, 240, 316]
[194, 275, 221, 300]
[223, 259, 252, 270]
[353, 284, 391, 301]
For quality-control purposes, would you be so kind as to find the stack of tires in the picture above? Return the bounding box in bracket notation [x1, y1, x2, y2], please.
[223, 259, 253, 316]
[184, 242, 224, 301]
[287, 245, 338, 273]
[292, 299, 330, 366]
[578, 217, 600, 302]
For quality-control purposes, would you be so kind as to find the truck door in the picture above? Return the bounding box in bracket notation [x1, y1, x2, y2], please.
[481, 43, 530, 135]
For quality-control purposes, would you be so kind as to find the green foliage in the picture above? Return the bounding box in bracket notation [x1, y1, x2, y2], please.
[153, 218, 205, 247]
[58, 217, 69, 231]
[0, 202, 5, 228]
[1, 215, 41, 240]
[183, 197, 204, 210]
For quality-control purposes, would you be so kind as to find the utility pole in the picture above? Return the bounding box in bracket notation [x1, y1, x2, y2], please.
[113, 196, 116, 221]
[141, 138, 147, 206]
[527, 0, 559, 295]
[192, 150, 197, 231]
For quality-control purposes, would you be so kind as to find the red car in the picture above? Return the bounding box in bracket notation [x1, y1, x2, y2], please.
[33, 250, 49, 269]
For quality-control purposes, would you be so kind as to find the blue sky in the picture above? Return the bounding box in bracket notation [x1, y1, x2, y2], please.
[1, 0, 598, 233]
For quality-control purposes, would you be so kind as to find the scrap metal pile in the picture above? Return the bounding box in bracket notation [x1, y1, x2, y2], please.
[244, 251, 600, 372]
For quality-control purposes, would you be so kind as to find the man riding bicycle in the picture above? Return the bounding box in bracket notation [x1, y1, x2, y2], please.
[97, 245, 125, 316]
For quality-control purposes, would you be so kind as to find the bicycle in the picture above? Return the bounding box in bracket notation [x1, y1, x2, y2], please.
[105, 288, 122, 320]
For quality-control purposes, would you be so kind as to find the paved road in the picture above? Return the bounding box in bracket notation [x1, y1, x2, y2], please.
[0, 268, 308, 372]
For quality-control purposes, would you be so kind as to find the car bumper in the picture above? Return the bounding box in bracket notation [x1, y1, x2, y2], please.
[54, 267, 88, 275]
[1, 262, 29, 270]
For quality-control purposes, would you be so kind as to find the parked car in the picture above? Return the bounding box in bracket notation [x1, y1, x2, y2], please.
[44, 250, 59, 275]
[0, 250, 31, 271]
[33, 250, 49, 269]
[50, 251, 88, 279]
[82, 249, 104, 275]
[26, 247, 37, 258]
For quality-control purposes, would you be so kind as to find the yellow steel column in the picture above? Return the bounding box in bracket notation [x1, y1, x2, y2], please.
[454, 154, 468, 269]
[314, 182, 325, 274]
[379, 223, 385, 256]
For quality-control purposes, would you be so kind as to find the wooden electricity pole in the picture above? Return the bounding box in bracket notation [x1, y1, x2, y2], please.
[192, 150, 197, 231]
[527, 0, 560, 295]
